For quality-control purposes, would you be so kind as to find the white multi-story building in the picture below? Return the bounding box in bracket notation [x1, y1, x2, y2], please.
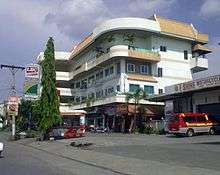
[38, 15, 211, 131]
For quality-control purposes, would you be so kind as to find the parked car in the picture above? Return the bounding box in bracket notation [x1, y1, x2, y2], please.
[48, 126, 85, 139]
[0, 142, 3, 157]
[167, 113, 220, 137]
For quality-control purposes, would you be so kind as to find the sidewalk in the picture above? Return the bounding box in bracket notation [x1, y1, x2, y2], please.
[17, 138, 220, 175]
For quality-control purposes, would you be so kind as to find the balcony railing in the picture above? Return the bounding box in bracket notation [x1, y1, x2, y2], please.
[56, 71, 70, 81]
[86, 45, 160, 71]
[128, 46, 160, 62]
[57, 88, 74, 96]
[191, 57, 208, 73]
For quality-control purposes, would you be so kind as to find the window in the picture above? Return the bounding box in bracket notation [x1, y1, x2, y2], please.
[108, 87, 114, 94]
[99, 71, 103, 79]
[127, 63, 135, 73]
[76, 81, 80, 88]
[95, 72, 100, 80]
[76, 97, 80, 103]
[105, 68, 110, 77]
[88, 75, 95, 85]
[110, 66, 114, 75]
[116, 85, 120, 92]
[158, 89, 163, 94]
[205, 97, 208, 103]
[81, 96, 86, 103]
[184, 50, 188, 60]
[81, 79, 87, 89]
[183, 116, 196, 123]
[71, 83, 75, 89]
[160, 46, 167, 52]
[116, 62, 121, 74]
[140, 65, 149, 74]
[144, 85, 154, 95]
[197, 116, 207, 122]
[129, 84, 140, 92]
[158, 68, 163, 77]
[96, 90, 103, 99]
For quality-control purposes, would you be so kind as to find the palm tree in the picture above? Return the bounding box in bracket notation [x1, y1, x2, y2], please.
[124, 88, 147, 133]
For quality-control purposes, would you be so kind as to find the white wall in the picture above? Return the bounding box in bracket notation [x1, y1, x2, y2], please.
[152, 35, 193, 91]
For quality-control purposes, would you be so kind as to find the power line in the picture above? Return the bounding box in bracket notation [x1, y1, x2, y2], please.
[0, 64, 25, 96]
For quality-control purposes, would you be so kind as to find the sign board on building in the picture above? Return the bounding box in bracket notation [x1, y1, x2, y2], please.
[25, 64, 40, 79]
[166, 75, 220, 94]
[7, 96, 19, 116]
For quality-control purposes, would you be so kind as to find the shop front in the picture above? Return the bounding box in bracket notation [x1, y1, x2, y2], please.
[85, 103, 164, 133]
[150, 74, 220, 121]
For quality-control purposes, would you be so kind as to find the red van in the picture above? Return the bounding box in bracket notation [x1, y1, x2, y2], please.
[167, 113, 219, 137]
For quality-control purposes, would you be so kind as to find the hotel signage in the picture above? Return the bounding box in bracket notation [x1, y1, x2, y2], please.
[174, 75, 220, 93]
[25, 64, 40, 79]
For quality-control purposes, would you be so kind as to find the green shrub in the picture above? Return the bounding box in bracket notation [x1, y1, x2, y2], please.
[143, 126, 154, 134]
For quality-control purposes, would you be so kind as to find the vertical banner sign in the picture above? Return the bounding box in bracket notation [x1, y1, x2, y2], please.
[24, 64, 40, 99]
[7, 96, 19, 116]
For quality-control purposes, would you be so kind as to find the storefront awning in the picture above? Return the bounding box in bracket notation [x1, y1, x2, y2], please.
[61, 110, 87, 117]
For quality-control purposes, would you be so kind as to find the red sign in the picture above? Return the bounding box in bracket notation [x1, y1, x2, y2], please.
[7, 96, 19, 116]
[25, 64, 40, 78]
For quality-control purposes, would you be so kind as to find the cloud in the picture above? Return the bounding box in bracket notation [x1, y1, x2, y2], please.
[43, 0, 178, 40]
[199, 0, 220, 19]
[45, 0, 112, 40]
[127, 0, 177, 16]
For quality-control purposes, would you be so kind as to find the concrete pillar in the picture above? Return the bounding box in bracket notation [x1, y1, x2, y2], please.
[12, 115, 15, 140]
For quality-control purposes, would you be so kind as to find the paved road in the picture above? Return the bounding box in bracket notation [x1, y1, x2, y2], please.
[1, 132, 220, 175]
[0, 133, 121, 175]
[63, 133, 220, 173]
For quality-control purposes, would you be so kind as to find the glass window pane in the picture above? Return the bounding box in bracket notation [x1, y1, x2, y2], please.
[129, 84, 140, 92]
[144, 85, 154, 94]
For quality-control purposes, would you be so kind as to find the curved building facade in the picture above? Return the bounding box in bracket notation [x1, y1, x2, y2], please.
[40, 15, 211, 132]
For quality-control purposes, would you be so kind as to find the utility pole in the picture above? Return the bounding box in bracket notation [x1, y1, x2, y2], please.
[0, 64, 25, 140]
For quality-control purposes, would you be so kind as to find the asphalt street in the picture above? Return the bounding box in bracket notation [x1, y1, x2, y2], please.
[0, 133, 121, 175]
[1, 132, 220, 175]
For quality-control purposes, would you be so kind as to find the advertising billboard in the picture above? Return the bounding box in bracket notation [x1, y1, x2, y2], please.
[25, 64, 40, 79]
[7, 96, 19, 116]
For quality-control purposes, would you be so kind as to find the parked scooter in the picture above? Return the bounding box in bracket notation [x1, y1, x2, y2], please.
[0, 142, 4, 157]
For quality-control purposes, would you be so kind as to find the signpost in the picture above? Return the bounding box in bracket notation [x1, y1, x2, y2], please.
[0, 64, 25, 140]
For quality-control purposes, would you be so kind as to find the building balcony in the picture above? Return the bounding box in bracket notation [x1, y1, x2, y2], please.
[56, 71, 70, 81]
[127, 74, 158, 83]
[128, 46, 160, 62]
[57, 88, 74, 96]
[190, 57, 208, 73]
[60, 94, 161, 111]
[87, 45, 160, 71]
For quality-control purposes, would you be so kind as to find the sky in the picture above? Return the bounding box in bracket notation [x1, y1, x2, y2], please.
[0, 0, 220, 102]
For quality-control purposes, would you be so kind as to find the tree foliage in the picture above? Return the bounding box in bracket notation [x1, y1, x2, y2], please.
[17, 100, 40, 131]
[124, 88, 148, 132]
[38, 37, 62, 131]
